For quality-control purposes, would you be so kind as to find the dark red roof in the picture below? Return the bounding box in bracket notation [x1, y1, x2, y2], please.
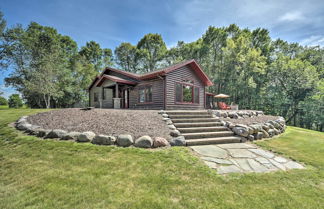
[89, 59, 213, 90]
[95, 75, 138, 87]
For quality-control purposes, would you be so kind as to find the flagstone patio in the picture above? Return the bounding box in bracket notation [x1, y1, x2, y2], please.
[190, 143, 304, 174]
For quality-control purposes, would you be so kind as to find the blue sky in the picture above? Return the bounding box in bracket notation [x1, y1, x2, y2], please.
[1, 0, 324, 98]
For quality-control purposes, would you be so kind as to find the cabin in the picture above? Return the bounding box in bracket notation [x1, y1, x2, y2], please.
[88, 59, 213, 110]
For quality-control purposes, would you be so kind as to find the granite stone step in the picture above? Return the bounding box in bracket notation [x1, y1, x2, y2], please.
[182, 131, 234, 139]
[171, 118, 220, 123]
[186, 136, 242, 146]
[173, 122, 224, 128]
[178, 126, 229, 133]
[169, 114, 214, 119]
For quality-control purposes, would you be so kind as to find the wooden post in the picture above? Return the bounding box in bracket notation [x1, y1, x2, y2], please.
[115, 83, 119, 98]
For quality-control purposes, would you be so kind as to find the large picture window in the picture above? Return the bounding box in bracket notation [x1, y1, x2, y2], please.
[175, 83, 199, 104]
[138, 85, 152, 103]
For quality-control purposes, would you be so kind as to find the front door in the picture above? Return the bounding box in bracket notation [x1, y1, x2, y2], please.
[123, 89, 129, 108]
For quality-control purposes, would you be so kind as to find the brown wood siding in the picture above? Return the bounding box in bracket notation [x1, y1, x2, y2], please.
[165, 65, 205, 109]
[129, 78, 164, 109]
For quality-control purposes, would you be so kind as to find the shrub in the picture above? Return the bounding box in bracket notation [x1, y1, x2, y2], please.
[0, 96, 8, 105]
[8, 94, 23, 108]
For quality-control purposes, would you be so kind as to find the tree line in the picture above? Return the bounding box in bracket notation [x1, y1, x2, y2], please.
[0, 11, 323, 131]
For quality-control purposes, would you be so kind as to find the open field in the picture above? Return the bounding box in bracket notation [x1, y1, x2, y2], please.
[0, 108, 323, 209]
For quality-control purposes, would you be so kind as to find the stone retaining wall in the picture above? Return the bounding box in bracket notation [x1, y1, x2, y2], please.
[15, 116, 170, 148]
[209, 110, 264, 119]
[224, 117, 286, 141]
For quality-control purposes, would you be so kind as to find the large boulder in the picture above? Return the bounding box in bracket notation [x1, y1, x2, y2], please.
[77, 131, 96, 142]
[228, 112, 239, 119]
[213, 111, 222, 117]
[220, 112, 228, 118]
[158, 110, 165, 114]
[256, 111, 264, 115]
[254, 132, 264, 140]
[249, 124, 262, 134]
[162, 114, 169, 118]
[170, 136, 186, 146]
[232, 126, 249, 137]
[134, 135, 153, 148]
[166, 120, 173, 125]
[247, 135, 255, 141]
[26, 125, 41, 135]
[61, 131, 81, 140]
[168, 125, 176, 130]
[45, 129, 67, 139]
[37, 129, 50, 137]
[262, 124, 270, 132]
[170, 130, 180, 137]
[117, 134, 133, 147]
[273, 128, 280, 135]
[261, 130, 270, 138]
[153, 137, 170, 148]
[16, 116, 28, 124]
[92, 134, 116, 145]
[16, 122, 32, 131]
[268, 129, 275, 137]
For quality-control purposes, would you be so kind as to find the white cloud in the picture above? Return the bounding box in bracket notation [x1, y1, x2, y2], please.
[279, 11, 304, 22]
[300, 35, 324, 46]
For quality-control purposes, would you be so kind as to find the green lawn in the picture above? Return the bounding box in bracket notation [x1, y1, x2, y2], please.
[0, 108, 323, 209]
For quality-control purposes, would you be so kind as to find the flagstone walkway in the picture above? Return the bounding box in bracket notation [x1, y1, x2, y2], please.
[190, 143, 304, 174]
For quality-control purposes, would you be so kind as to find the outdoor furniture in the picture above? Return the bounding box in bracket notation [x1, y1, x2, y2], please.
[218, 102, 231, 110]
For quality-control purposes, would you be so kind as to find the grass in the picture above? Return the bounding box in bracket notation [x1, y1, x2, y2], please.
[0, 108, 323, 209]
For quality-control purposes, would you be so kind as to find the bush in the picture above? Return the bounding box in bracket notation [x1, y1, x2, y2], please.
[8, 94, 23, 108]
[0, 96, 8, 105]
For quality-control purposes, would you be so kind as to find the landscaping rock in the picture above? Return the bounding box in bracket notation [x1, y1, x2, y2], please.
[170, 130, 180, 137]
[45, 129, 67, 139]
[228, 112, 239, 119]
[261, 130, 270, 138]
[116, 134, 133, 147]
[153, 137, 170, 148]
[254, 132, 263, 140]
[273, 128, 280, 135]
[26, 125, 41, 134]
[166, 120, 173, 125]
[268, 129, 275, 137]
[92, 134, 116, 145]
[168, 125, 176, 130]
[162, 114, 169, 118]
[247, 135, 255, 141]
[232, 127, 249, 137]
[170, 136, 186, 146]
[134, 135, 153, 148]
[158, 110, 165, 114]
[16, 122, 32, 131]
[61, 131, 81, 140]
[262, 124, 270, 131]
[77, 131, 96, 142]
[37, 129, 50, 137]
[17, 116, 28, 124]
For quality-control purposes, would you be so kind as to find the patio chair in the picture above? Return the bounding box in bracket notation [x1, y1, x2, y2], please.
[217, 102, 231, 110]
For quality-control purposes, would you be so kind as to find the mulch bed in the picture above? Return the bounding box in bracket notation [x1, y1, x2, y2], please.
[27, 108, 170, 139]
[223, 115, 280, 125]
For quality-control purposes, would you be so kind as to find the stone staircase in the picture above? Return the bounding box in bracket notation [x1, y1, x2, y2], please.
[166, 110, 242, 146]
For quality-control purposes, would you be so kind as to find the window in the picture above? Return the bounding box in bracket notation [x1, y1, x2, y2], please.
[183, 85, 193, 102]
[175, 83, 199, 104]
[138, 85, 152, 103]
[94, 92, 98, 102]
